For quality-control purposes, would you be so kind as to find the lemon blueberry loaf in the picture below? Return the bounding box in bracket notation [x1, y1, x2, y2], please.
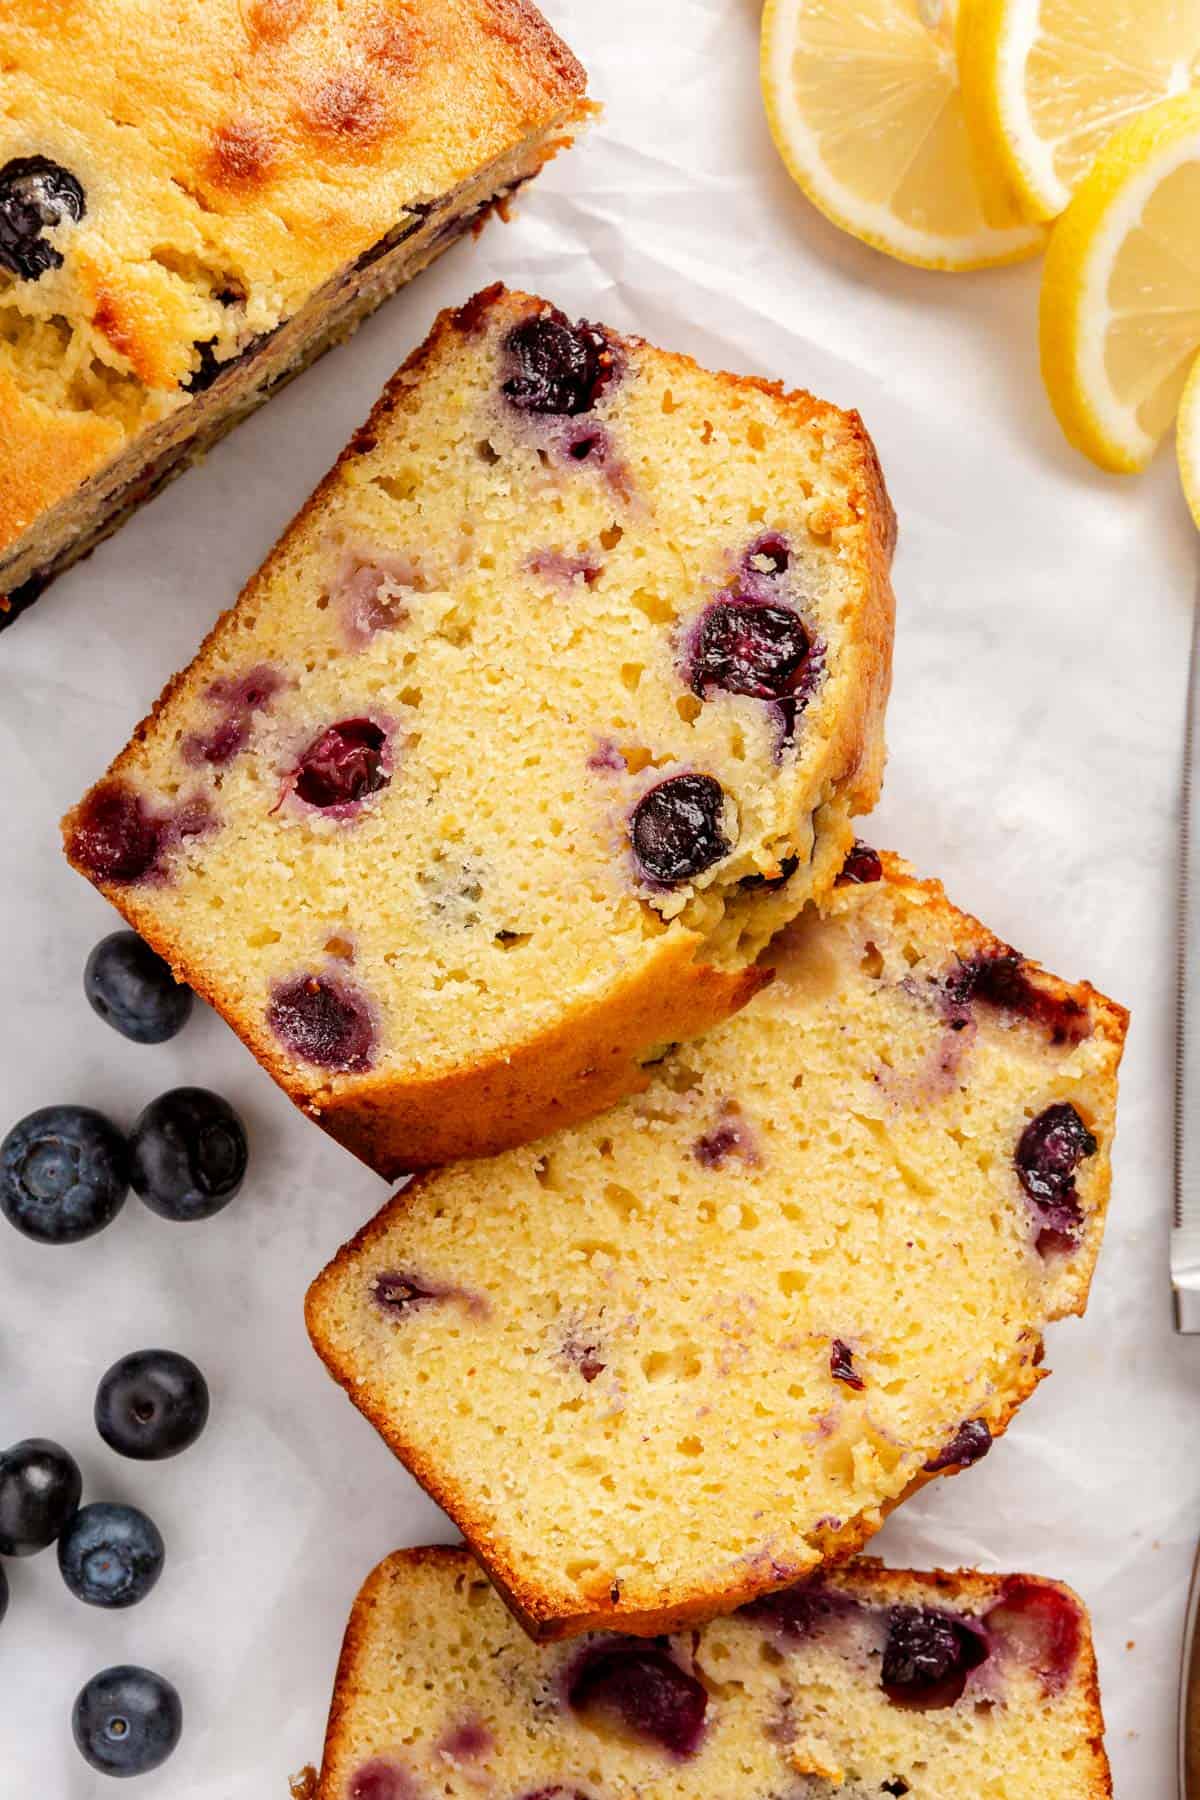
[306, 852, 1126, 1640]
[63, 285, 896, 1172]
[309, 1546, 1112, 1799]
[0, 0, 589, 628]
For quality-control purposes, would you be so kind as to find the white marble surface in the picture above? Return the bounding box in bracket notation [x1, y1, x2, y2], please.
[1, 2, 1196, 1794]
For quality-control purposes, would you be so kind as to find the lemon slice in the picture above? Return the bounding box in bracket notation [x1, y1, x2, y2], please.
[1040, 93, 1200, 472]
[959, 0, 1200, 223]
[1179, 353, 1200, 528]
[760, 0, 1045, 271]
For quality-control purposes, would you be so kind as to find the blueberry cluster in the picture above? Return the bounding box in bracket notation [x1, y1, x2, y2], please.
[0, 929, 244, 1776]
[0, 1345, 207, 1774]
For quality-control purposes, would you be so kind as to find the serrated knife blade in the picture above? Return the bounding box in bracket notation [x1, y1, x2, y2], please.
[1175, 579, 1200, 1332]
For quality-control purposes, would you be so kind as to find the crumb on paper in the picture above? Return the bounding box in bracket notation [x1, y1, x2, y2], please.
[289, 1766, 318, 1800]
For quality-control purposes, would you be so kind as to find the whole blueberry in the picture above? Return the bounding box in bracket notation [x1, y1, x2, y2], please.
[502, 311, 614, 417]
[0, 1438, 82, 1555]
[0, 155, 87, 281]
[129, 1088, 247, 1221]
[85, 931, 194, 1045]
[95, 1349, 209, 1462]
[881, 1605, 988, 1709]
[72, 1665, 182, 1777]
[1, 1105, 128, 1244]
[58, 1502, 165, 1609]
[631, 774, 731, 886]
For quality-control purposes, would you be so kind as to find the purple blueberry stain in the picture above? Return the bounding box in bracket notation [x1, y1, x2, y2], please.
[371, 1272, 442, 1315]
[587, 738, 625, 774]
[267, 973, 376, 1073]
[881, 1605, 989, 1710]
[526, 549, 603, 590]
[333, 554, 418, 649]
[694, 1104, 758, 1169]
[940, 952, 1090, 1047]
[435, 1717, 492, 1762]
[741, 1581, 865, 1642]
[1015, 1103, 1097, 1256]
[924, 1419, 992, 1473]
[631, 774, 731, 887]
[183, 664, 284, 767]
[837, 840, 883, 886]
[502, 310, 618, 417]
[740, 532, 791, 586]
[984, 1577, 1081, 1694]
[563, 1333, 606, 1383]
[347, 1760, 418, 1800]
[292, 718, 391, 812]
[829, 1339, 865, 1391]
[566, 1641, 707, 1758]
[68, 784, 214, 887]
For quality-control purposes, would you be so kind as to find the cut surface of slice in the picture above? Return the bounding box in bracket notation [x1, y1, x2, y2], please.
[310, 1547, 1112, 1800]
[1040, 92, 1200, 471]
[1178, 350, 1200, 528]
[760, 0, 1046, 270]
[63, 285, 896, 1175]
[307, 853, 1127, 1640]
[959, 0, 1200, 223]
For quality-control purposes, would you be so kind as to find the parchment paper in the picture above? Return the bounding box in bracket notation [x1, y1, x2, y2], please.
[1, 2, 1195, 1793]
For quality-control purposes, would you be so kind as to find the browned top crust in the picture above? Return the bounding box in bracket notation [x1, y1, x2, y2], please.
[0, 0, 588, 551]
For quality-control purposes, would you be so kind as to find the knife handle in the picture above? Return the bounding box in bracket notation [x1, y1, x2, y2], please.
[1182, 1538, 1200, 1795]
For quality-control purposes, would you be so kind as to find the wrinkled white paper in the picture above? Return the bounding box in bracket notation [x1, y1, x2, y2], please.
[0, 2, 1194, 1793]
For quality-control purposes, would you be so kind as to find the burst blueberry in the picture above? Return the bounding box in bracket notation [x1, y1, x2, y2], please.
[84, 930, 193, 1044]
[268, 973, 377, 1071]
[1, 1104, 128, 1244]
[66, 783, 161, 885]
[72, 1665, 182, 1777]
[1015, 1102, 1097, 1254]
[129, 1088, 247, 1222]
[880, 1605, 988, 1709]
[690, 598, 812, 701]
[95, 1348, 210, 1461]
[58, 1502, 165, 1609]
[294, 719, 389, 809]
[0, 1438, 82, 1556]
[503, 311, 614, 416]
[567, 1641, 707, 1757]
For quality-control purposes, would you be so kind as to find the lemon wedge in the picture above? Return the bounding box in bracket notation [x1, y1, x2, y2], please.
[959, 0, 1200, 224]
[760, 0, 1045, 271]
[1040, 92, 1200, 472]
[1179, 353, 1200, 529]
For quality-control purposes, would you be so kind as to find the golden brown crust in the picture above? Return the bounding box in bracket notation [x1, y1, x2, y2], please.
[313, 1547, 1113, 1800]
[0, 0, 590, 571]
[63, 282, 895, 1174]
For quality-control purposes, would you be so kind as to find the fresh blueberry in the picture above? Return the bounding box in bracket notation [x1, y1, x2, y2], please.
[690, 598, 812, 702]
[267, 973, 377, 1072]
[502, 311, 615, 416]
[72, 1665, 182, 1777]
[95, 1349, 209, 1461]
[881, 1605, 988, 1709]
[0, 1105, 128, 1244]
[84, 931, 193, 1045]
[66, 783, 162, 885]
[631, 774, 731, 886]
[0, 1438, 82, 1556]
[567, 1641, 707, 1757]
[58, 1502, 165, 1609]
[129, 1088, 247, 1222]
[0, 155, 86, 281]
[294, 719, 389, 809]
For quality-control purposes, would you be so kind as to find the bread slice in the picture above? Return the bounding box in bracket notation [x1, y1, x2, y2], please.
[62, 284, 896, 1173]
[306, 853, 1127, 1640]
[0, 0, 591, 628]
[307, 1546, 1112, 1799]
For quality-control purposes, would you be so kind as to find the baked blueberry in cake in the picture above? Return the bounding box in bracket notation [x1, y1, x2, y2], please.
[0, 0, 591, 627]
[308, 1548, 1112, 1799]
[305, 853, 1125, 1639]
[63, 285, 896, 1172]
